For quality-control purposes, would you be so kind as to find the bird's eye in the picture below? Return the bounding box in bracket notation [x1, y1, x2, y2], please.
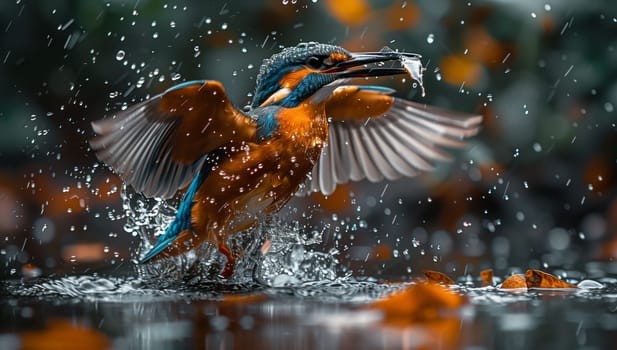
[306, 56, 324, 69]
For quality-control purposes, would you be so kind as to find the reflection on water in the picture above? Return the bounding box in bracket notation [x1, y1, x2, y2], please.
[2, 274, 617, 350]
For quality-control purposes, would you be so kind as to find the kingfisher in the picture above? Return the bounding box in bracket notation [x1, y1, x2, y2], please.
[90, 42, 482, 278]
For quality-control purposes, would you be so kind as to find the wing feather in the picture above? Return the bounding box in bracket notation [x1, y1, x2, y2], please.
[91, 80, 256, 199]
[349, 126, 384, 183]
[296, 85, 482, 196]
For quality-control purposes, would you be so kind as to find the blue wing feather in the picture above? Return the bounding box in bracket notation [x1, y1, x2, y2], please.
[164, 80, 206, 93]
[90, 80, 211, 199]
[140, 152, 218, 263]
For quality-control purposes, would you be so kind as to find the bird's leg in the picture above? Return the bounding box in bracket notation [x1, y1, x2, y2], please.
[218, 244, 235, 279]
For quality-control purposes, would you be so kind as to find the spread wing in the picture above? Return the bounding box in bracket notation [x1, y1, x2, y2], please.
[297, 85, 482, 196]
[90, 80, 256, 199]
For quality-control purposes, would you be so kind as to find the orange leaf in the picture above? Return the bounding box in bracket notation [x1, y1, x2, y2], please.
[369, 283, 466, 349]
[500, 274, 526, 289]
[424, 270, 455, 285]
[370, 283, 466, 323]
[479, 269, 493, 286]
[525, 269, 577, 289]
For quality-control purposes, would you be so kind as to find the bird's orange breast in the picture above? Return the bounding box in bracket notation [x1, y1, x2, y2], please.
[276, 102, 328, 150]
[188, 102, 328, 246]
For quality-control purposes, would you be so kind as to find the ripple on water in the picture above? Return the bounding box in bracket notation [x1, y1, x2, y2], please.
[5, 276, 162, 300]
[2, 275, 406, 305]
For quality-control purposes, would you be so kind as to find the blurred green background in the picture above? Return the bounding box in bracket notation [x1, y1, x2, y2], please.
[0, 0, 615, 279]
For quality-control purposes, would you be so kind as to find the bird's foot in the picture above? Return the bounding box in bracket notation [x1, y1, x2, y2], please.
[218, 244, 235, 279]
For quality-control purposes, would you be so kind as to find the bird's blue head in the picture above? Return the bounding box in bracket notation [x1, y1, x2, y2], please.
[250, 42, 413, 109]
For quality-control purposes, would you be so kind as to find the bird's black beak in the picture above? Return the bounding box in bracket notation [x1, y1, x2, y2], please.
[333, 49, 421, 78]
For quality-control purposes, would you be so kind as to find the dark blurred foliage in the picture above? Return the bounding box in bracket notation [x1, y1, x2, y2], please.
[0, 0, 616, 279]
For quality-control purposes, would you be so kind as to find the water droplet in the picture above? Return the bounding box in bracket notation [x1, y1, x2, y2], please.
[426, 33, 434, 44]
[136, 77, 145, 88]
[115, 50, 125, 61]
[604, 102, 614, 112]
[412, 237, 420, 247]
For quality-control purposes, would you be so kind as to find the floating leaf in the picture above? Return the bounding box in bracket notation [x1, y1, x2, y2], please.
[424, 270, 455, 285]
[525, 269, 577, 289]
[479, 269, 493, 286]
[500, 274, 526, 289]
[370, 282, 466, 323]
[368, 283, 466, 349]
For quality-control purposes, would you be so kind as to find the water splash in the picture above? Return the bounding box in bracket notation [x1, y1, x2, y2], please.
[121, 185, 176, 257]
[253, 221, 342, 287]
[120, 186, 344, 286]
[400, 55, 426, 97]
